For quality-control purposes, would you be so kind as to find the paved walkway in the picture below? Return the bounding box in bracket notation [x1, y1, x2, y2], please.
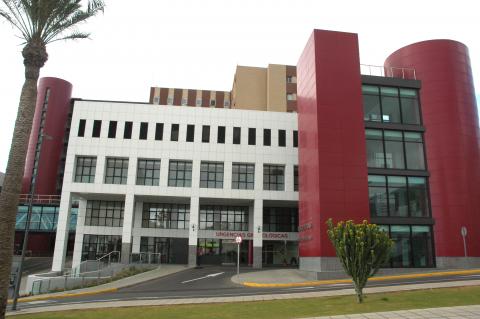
[7, 279, 480, 316]
[304, 305, 480, 318]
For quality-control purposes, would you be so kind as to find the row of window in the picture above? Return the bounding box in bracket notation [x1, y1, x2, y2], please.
[75, 156, 299, 192]
[366, 129, 425, 170]
[154, 96, 231, 108]
[369, 175, 429, 218]
[15, 205, 78, 231]
[78, 119, 299, 148]
[363, 85, 421, 125]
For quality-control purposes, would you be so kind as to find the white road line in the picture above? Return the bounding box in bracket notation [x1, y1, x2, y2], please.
[25, 300, 54, 305]
[285, 286, 316, 290]
[181, 272, 225, 284]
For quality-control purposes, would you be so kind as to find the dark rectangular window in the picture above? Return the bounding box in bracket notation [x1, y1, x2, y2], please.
[233, 127, 241, 144]
[92, 120, 102, 138]
[136, 159, 161, 186]
[200, 162, 224, 188]
[74, 156, 97, 183]
[202, 125, 210, 143]
[155, 123, 164, 140]
[186, 124, 195, 142]
[199, 205, 248, 231]
[139, 122, 148, 140]
[84, 201, 124, 228]
[278, 130, 286, 147]
[294, 165, 299, 191]
[78, 119, 86, 137]
[263, 207, 298, 232]
[232, 163, 255, 190]
[264, 129, 271, 146]
[248, 128, 256, 145]
[168, 160, 192, 187]
[108, 121, 117, 138]
[81, 234, 122, 261]
[170, 124, 179, 141]
[263, 164, 285, 191]
[124, 121, 133, 139]
[217, 126, 226, 144]
[141, 203, 190, 229]
[293, 130, 298, 148]
[104, 158, 129, 184]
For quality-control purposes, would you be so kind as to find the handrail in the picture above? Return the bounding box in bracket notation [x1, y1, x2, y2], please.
[69, 250, 121, 277]
[360, 64, 416, 80]
[130, 252, 162, 264]
[18, 194, 61, 204]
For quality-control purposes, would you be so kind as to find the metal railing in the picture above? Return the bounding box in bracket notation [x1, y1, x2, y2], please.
[18, 194, 61, 204]
[360, 64, 417, 80]
[69, 251, 121, 277]
[130, 252, 162, 265]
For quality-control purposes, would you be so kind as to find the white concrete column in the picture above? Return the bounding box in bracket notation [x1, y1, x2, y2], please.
[224, 161, 232, 190]
[188, 196, 199, 266]
[52, 192, 72, 272]
[253, 199, 263, 268]
[131, 201, 143, 254]
[71, 198, 87, 269]
[284, 164, 293, 192]
[121, 193, 135, 263]
[159, 158, 170, 187]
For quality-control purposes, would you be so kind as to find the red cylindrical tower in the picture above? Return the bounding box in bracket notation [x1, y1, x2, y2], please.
[22, 77, 73, 195]
[385, 40, 480, 266]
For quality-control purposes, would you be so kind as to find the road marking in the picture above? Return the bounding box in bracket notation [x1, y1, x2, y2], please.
[25, 300, 54, 305]
[285, 286, 316, 290]
[181, 272, 225, 284]
[329, 283, 351, 286]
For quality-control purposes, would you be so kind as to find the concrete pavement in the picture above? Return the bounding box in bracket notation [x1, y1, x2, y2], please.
[304, 305, 480, 318]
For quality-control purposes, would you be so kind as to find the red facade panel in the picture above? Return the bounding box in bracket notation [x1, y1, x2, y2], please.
[297, 30, 370, 258]
[385, 40, 480, 258]
[22, 77, 72, 195]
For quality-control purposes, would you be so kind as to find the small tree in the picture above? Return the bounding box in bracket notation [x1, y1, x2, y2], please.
[326, 219, 392, 303]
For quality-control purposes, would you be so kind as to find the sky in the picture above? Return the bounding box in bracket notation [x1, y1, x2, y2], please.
[0, 0, 479, 172]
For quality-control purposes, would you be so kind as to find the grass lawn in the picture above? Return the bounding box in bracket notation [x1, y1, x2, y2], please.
[16, 286, 480, 319]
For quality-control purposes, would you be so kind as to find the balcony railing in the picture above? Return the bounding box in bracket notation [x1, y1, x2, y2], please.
[360, 64, 416, 80]
[18, 194, 61, 205]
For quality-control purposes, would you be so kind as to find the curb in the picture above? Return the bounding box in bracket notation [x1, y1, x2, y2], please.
[7, 287, 118, 304]
[243, 269, 480, 288]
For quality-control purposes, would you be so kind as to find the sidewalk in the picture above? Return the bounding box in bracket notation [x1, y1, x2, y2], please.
[9, 264, 190, 303]
[303, 304, 480, 318]
[7, 279, 480, 316]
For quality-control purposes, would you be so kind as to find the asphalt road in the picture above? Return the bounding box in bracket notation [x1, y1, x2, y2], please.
[9, 266, 480, 312]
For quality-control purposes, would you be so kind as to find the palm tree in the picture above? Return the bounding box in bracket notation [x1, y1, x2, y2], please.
[0, 1, 104, 316]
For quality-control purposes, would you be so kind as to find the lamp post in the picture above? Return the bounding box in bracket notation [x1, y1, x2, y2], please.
[12, 133, 52, 310]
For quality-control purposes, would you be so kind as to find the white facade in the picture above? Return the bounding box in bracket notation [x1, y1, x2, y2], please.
[52, 101, 298, 271]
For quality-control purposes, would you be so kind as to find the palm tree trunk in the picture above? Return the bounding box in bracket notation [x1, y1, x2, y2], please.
[0, 64, 40, 319]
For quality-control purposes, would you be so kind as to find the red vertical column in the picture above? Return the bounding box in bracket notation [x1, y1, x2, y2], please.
[297, 30, 370, 270]
[385, 40, 480, 264]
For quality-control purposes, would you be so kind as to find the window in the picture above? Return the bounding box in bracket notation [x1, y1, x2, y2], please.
[368, 175, 429, 218]
[92, 120, 102, 138]
[287, 93, 296, 101]
[264, 129, 271, 146]
[263, 164, 285, 191]
[167, 97, 173, 105]
[155, 123, 164, 140]
[278, 130, 286, 147]
[170, 124, 179, 141]
[84, 200, 124, 227]
[287, 76, 296, 83]
[210, 100, 216, 107]
[232, 163, 254, 190]
[16, 205, 60, 231]
[196, 99, 202, 107]
[294, 165, 299, 191]
[136, 159, 160, 186]
[200, 162, 224, 188]
[181, 98, 188, 106]
[224, 100, 230, 107]
[108, 121, 117, 138]
[199, 205, 248, 231]
[233, 127, 241, 144]
[263, 207, 298, 232]
[248, 128, 256, 145]
[217, 126, 225, 143]
[78, 119, 86, 137]
[202, 125, 210, 143]
[139, 122, 148, 140]
[365, 129, 425, 170]
[186, 124, 195, 142]
[362, 85, 421, 125]
[168, 160, 192, 187]
[81, 234, 122, 261]
[74, 156, 96, 183]
[142, 203, 189, 229]
[104, 158, 129, 184]
[380, 225, 434, 268]
[293, 130, 298, 148]
[124, 121, 133, 139]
